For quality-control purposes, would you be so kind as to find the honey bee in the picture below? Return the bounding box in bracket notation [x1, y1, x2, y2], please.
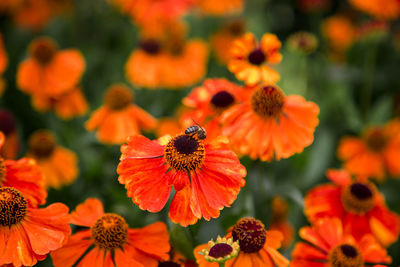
[184, 122, 206, 140]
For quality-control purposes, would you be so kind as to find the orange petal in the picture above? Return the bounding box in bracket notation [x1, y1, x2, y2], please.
[169, 186, 198, 226]
[71, 198, 104, 227]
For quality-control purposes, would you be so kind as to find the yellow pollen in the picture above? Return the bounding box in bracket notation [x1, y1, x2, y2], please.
[341, 182, 375, 215]
[0, 157, 5, 181]
[329, 244, 363, 267]
[364, 128, 388, 153]
[28, 130, 56, 159]
[29, 37, 58, 65]
[104, 85, 133, 110]
[251, 85, 285, 118]
[0, 187, 28, 227]
[91, 213, 128, 250]
[164, 134, 205, 172]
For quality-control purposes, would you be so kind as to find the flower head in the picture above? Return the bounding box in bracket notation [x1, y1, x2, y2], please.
[286, 31, 318, 54]
[51, 198, 170, 267]
[196, 0, 244, 16]
[228, 32, 282, 86]
[349, 0, 400, 20]
[199, 236, 239, 263]
[117, 131, 246, 226]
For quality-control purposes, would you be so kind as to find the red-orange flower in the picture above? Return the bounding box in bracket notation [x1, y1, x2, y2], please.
[86, 84, 157, 144]
[17, 37, 85, 97]
[349, 0, 400, 20]
[338, 119, 400, 180]
[194, 217, 289, 267]
[117, 132, 246, 226]
[221, 84, 319, 161]
[0, 132, 46, 208]
[51, 198, 170, 267]
[228, 32, 282, 86]
[195, 0, 244, 16]
[0, 187, 71, 267]
[31, 86, 88, 120]
[291, 217, 391, 266]
[183, 78, 245, 139]
[0, 110, 19, 159]
[0, 33, 7, 96]
[26, 130, 78, 189]
[304, 169, 400, 247]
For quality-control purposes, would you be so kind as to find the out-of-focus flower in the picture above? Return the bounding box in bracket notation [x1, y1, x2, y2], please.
[26, 130, 78, 189]
[305, 169, 400, 247]
[291, 217, 391, 266]
[211, 20, 246, 64]
[297, 0, 331, 13]
[357, 20, 389, 42]
[338, 119, 400, 180]
[0, 187, 71, 267]
[86, 84, 157, 144]
[159, 246, 198, 267]
[0, 33, 7, 96]
[195, 0, 244, 16]
[269, 196, 294, 249]
[157, 117, 184, 139]
[286, 31, 318, 54]
[0, 110, 18, 159]
[221, 84, 319, 161]
[17, 37, 85, 97]
[197, 236, 239, 264]
[117, 133, 246, 226]
[349, 0, 400, 20]
[194, 217, 289, 267]
[322, 15, 357, 60]
[51, 198, 170, 267]
[228, 33, 282, 86]
[182, 78, 245, 139]
[0, 132, 46, 207]
[31, 86, 88, 120]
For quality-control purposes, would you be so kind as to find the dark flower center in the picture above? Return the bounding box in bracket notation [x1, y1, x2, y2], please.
[329, 244, 363, 267]
[164, 134, 205, 172]
[248, 48, 266, 65]
[91, 213, 128, 250]
[158, 261, 181, 267]
[0, 158, 5, 181]
[232, 217, 266, 253]
[211, 90, 235, 109]
[251, 85, 285, 118]
[364, 128, 388, 153]
[139, 39, 162, 55]
[30, 38, 58, 65]
[209, 243, 233, 258]
[104, 85, 133, 110]
[341, 182, 375, 215]
[0, 110, 16, 135]
[28, 130, 56, 159]
[0, 187, 28, 227]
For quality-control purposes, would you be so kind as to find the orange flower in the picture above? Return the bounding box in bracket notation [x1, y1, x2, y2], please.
[322, 15, 356, 54]
[0, 110, 19, 159]
[269, 196, 294, 249]
[26, 130, 78, 189]
[117, 132, 246, 226]
[51, 198, 170, 267]
[0, 187, 71, 267]
[221, 84, 319, 161]
[157, 117, 184, 138]
[195, 0, 244, 15]
[210, 21, 245, 64]
[304, 169, 400, 247]
[194, 217, 289, 267]
[291, 217, 391, 266]
[31, 86, 88, 120]
[17, 37, 85, 97]
[349, 0, 400, 20]
[228, 32, 282, 86]
[86, 84, 157, 144]
[338, 119, 400, 180]
[0, 132, 46, 208]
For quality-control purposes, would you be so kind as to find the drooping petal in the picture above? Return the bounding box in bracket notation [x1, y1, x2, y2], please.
[70, 198, 104, 227]
[169, 186, 198, 226]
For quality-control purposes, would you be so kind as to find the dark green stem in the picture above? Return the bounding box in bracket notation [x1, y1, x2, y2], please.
[361, 42, 378, 121]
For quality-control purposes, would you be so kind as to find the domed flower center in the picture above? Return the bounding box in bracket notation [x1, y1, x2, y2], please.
[199, 236, 239, 263]
[164, 135, 205, 172]
[104, 85, 133, 110]
[209, 243, 233, 258]
[329, 244, 363, 267]
[0, 157, 6, 181]
[158, 262, 181, 267]
[0, 110, 16, 135]
[30, 38, 58, 65]
[91, 213, 128, 250]
[364, 128, 388, 153]
[139, 39, 162, 55]
[28, 130, 56, 159]
[341, 182, 375, 215]
[211, 90, 235, 110]
[251, 85, 285, 118]
[232, 217, 266, 253]
[227, 21, 245, 36]
[0, 187, 28, 227]
[248, 48, 266, 65]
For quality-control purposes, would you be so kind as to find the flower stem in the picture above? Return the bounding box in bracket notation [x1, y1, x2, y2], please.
[219, 262, 225, 267]
[361, 42, 378, 121]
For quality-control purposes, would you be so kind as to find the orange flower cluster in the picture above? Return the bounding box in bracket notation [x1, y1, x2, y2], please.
[17, 37, 88, 120]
